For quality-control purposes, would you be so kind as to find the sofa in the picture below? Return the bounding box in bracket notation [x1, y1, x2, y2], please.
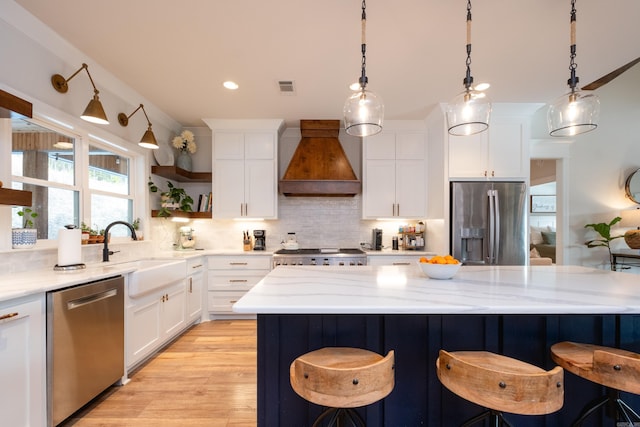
[530, 226, 556, 264]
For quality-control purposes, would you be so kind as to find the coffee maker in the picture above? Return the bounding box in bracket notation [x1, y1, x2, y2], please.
[253, 230, 266, 250]
[372, 228, 383, 250]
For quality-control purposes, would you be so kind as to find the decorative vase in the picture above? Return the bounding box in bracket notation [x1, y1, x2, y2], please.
[176, 151, 192, 171]
[12, 228, 37, 249]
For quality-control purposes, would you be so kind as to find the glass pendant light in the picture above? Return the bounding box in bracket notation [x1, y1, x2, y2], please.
[446, 0, 491, 136]
[548, 0, 600, 137]
[344, 0, 383, 137]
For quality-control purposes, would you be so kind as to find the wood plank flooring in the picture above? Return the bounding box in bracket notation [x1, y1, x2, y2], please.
[61, 320, 257, 427]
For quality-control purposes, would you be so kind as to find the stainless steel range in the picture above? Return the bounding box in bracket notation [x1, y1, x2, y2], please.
[272, 248, 367, 267]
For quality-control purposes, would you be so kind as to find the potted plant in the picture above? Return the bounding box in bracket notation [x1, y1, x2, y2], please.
[132, 217, 143, 240]
[80, 222, 91, 244]
[585, 216, 624, 270]
[148, 178, 194, 217]
[12, 207, 38, 249]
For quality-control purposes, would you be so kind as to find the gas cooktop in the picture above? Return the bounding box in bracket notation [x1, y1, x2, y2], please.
[273, 248, 365, 255]
[272, 248, 366, 267]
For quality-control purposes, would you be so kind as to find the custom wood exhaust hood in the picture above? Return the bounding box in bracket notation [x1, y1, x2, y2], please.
[279, 120, 361, 197]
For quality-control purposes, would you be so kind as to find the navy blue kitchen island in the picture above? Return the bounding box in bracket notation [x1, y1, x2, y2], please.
[234, 265, 640, 426]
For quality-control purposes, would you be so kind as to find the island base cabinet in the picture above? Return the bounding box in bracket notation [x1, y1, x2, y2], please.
[256, 313, 640, 427]
[126, 280, 186, 370]
[0, 295, 45, 427]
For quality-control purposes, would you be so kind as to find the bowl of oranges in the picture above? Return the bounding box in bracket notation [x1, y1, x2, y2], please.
[418, 255, 461, 279]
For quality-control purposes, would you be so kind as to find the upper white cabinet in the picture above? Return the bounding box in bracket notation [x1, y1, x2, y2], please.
[448, 121, 528, 179]
[204, 119, 284, 219]
[363, 124, 427, 219]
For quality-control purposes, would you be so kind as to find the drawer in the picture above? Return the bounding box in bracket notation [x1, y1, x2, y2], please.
[208, 255, 271, 270]
[367, 256, 421, 266]
[208, 291, 246, 313]
[207, 270, 267, 291]
[186, 257, 205, 271]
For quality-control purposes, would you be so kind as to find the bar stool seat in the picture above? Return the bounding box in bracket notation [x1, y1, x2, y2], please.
[551, 341, 640, 425]
[436, 349, 564, 426]
[290, 347, 395, 427]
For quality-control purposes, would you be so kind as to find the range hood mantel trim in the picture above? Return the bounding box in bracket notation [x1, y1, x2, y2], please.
[279, 120, 361, 197]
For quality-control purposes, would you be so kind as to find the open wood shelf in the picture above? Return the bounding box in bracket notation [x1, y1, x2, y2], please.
[0, 187, 32, 206]
[151, 166, 212, 183]
[151, 210, 212, 219]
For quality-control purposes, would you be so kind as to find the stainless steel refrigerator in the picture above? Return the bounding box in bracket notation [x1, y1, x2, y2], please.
[450, 181, 527, 265]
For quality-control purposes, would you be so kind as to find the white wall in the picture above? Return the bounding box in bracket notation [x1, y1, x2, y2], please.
[531, 64, 640, 269]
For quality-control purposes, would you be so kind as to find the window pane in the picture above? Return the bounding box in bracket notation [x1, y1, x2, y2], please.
[12, 182, 79, 240]
[90, 194, 133, 237]
[12, 120, 75, 185]
[89, 145, 130, 195]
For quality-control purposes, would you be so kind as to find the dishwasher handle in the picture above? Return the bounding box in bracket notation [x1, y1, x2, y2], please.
[67, 288, 118, 310]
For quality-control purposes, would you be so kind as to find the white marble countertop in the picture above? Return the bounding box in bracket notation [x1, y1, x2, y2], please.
[232, 264, 640, 315]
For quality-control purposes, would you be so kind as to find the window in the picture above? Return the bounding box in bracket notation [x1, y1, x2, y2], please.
[11, 119, 79, 240]
[10, 117, 140, 241]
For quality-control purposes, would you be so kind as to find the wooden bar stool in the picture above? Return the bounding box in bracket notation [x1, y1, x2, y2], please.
[551, 341, 640, 426]
[290, 347, 395, 427]
[436, 349, 564, 426]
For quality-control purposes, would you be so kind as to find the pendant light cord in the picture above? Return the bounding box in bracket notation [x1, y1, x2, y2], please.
[568, 0, 579, 91]
[359, 0, 368, 89]
[463, 0, 474, 90]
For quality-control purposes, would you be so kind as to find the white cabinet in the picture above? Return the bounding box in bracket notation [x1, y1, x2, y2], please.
[0, 294, 45, 427]
[127, 278, 186, 369]
[368, 254, 423, 266]
[207, 255, 271, 318]
[363, 128, 427, 219]
[186, 257, 204, 324]
[205, 119, 283, 219]
[448, 121, 528, 179]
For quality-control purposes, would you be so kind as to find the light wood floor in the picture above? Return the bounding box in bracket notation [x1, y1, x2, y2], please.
[61, 320, 257, 427]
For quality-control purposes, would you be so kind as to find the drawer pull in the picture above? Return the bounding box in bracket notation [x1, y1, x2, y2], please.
[229, 262, 248, 266]
[229, 300, 238, 304]
[392, 262, 411, 266]
[229, 279, 248, 283]
[191, 264, 203, 269]
[0, 312, 19, 321]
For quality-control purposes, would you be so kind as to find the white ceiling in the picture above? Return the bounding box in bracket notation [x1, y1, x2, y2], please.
[15, 0, 640, 129]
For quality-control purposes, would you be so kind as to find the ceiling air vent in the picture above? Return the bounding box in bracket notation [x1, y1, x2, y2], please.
[278, 80, 296, 95]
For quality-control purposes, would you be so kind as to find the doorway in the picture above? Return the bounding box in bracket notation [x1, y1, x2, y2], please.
[530, 159, 558, 264]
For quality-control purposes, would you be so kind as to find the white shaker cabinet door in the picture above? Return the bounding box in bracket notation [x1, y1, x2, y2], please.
[214, 159, 245, 218]
[0, 295, 45, 427]
[245, 159, 277, 219]
[363, 159, 396, 218]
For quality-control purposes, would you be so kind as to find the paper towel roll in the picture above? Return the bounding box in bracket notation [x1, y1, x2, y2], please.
[58, 228, 83, 267]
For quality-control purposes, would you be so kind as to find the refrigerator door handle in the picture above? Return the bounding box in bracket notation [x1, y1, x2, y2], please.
[494, 190, 501, 263]
[488, 189, 495, 264]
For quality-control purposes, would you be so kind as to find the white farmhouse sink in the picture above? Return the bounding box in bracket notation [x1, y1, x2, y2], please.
[127, 258, 187, 298]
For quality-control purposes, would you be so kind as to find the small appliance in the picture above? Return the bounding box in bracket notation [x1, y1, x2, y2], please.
[253, 230, 266, 251]
[177, 226, 196, 250]
[372, 228, 383, 251]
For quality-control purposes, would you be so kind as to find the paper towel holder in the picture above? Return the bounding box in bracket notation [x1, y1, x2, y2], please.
[54, 225, 87, 271]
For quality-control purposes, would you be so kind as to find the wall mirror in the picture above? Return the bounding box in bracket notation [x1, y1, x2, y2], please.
[625, 168, 640, 204]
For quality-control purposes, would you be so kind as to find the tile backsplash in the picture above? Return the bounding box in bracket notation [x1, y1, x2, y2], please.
[1, 195, 445, 276]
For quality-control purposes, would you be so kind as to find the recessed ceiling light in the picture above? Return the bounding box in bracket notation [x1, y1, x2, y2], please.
[474, 82, 490, 91]
[54, 141, 74, 149]
[223, 81, 239, 90]
[349, 82, 361, 91]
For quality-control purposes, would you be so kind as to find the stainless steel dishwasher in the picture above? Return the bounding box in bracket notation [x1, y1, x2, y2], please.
[47, 275, 124, 426]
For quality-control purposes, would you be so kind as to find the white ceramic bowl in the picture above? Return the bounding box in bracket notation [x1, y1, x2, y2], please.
[417, 261, 461, 280]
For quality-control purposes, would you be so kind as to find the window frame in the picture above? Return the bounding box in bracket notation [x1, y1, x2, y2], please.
[7, 114, 147, 249]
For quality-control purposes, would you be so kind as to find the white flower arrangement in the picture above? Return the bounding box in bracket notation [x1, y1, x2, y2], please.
[172, 130, 197, 154]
